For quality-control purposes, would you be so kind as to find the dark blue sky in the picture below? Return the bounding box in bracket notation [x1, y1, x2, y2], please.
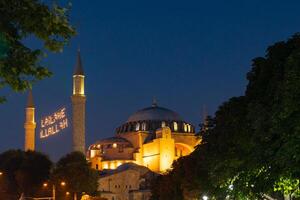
[1, 0, 300, 160]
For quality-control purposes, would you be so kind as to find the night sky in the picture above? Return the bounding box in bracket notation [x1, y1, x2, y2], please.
[1, 0, 300, 160]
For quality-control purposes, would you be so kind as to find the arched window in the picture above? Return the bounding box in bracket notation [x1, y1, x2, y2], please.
[142, 122, 146, 131]
[135, 123, 140, 131]
[183, 123, 188, 132]
[161, 121, 166, 128]
[187, 124, 191, 133]
[173, 122, 178, 131]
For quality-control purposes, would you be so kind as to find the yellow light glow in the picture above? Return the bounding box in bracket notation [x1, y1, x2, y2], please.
[103, 163, 108, 169]
[112, 143, 117, 148]
[173, 122, 178, 131]
[117, 161, 122, 167]
[43, 183, 48, 187]
[0, 172, 3, 176]
[66, 191, 70, 195]
[110, 162, 116, 169]
[61, 181, 66, 186]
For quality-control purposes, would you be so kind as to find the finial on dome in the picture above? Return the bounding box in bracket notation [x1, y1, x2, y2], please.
[74, 48, 84, 75]
[152, 97, 158, 107]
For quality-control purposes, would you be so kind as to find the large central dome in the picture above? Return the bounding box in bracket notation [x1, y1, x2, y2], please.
[116, 102, 195, 134]
[127, 105, 182, 123]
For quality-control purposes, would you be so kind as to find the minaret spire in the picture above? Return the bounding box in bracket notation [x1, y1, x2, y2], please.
[24, 89, 36, 151]
[71, 49, 86, 154]
[27, 89, 34, 108]
[74, 49, 84, 75]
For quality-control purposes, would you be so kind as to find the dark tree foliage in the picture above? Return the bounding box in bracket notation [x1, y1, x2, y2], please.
[0, 0, 75, 102]
[51, 152, 99, 198]
[0, 150, 52, 199]
[150, 34, 300, 200]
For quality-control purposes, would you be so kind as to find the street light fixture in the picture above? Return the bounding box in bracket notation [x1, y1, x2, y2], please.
[202, 195, 209, 200]
[42, 181, 67, 200]
[61, 181, 66, 186]
[0, 172, 3, 176]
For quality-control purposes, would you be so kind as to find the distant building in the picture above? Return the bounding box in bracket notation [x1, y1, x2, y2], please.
[98, 163, 155, 200]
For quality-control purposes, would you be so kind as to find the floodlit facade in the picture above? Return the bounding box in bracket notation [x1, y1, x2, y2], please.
[87, 102, 200, 173]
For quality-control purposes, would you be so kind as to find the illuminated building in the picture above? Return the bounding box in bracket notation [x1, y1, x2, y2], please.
[24, 90, 36, 151]
[88, 100, 200, 173]
[71, 49, 86, 154]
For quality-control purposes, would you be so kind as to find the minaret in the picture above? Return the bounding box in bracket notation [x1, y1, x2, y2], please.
[71, 49, 86, 154]
[24, 90, 36, 151]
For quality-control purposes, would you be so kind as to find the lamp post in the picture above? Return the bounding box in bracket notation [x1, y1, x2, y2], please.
[43, 181, 66, 200]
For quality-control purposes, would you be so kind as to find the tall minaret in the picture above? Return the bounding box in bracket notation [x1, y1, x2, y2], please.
[24, 90, 36, 151]
[71, 50, 86, 154]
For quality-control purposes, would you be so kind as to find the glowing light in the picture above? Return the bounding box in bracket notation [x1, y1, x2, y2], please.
[110, 162, 116, 169]
[112, 143, 117, 148]
[202, 195, 209, 200]
[161, 121, 166, 128]
[40, 108, 69, 139]
[103, 163, 108, 169]
[61, 181, 66, 186]
[173, 122, 178, 131]
[66, 191, 70, 195]
[117, 161, 122, 167]
[43, 183, 48, 187]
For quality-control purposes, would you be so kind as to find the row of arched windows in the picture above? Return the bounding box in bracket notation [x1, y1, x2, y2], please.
[116, 121, 195, 134]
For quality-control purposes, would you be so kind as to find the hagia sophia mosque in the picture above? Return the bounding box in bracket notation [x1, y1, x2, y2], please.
[24, 50, 201, 174]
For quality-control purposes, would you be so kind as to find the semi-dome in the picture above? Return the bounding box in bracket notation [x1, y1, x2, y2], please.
[127, 105, 182, 122]
[116, 103, 195, 134]
[89, 137, 133, 150]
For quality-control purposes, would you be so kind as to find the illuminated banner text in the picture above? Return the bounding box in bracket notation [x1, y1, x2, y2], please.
[40, 108, 68, 138]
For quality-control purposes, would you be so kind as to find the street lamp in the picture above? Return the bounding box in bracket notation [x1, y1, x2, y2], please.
[202, 195, 209, 200]
[42, 181, 66, 200]
[0, 172, 3, 176]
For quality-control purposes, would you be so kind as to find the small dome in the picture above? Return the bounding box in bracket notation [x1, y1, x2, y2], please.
[127, 105, 182, 123]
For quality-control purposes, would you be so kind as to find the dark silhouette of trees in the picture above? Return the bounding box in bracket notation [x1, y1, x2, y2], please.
[151, 34, 300, 200]
[0, 150, 52, 199]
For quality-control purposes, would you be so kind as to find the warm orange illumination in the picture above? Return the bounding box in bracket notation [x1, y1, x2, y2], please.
[66, 191, 70, 195]
[0, 172, 3, 176]
[112, 143, 117, 148]
[61, 181, 66, 186]
[43, 183, 48, 187]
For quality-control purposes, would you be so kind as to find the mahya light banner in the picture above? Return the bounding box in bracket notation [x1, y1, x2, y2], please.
[39, 107, 69, 139]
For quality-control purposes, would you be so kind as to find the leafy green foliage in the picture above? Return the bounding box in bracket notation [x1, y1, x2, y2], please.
[51, 152, 99, 198]
[151, 34, 300, 200]
[0, 150, 52, 198]
[0, 0, 75, 102]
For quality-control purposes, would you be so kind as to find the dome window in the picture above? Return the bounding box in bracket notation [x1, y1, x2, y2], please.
[184, 123, 188, 132]
[135, 123, 140, 131]
[187, 124, 191, 133]
[142, 122, 147, 131]
[161, 121, 166, 128]
[173, 122, 178, 131]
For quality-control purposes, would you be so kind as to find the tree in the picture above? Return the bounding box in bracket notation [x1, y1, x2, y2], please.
[151, 34, 300, 200]
[52, 152, 99, 199]
[0, 150, 52, 198]
[0, 0, 75, 102]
